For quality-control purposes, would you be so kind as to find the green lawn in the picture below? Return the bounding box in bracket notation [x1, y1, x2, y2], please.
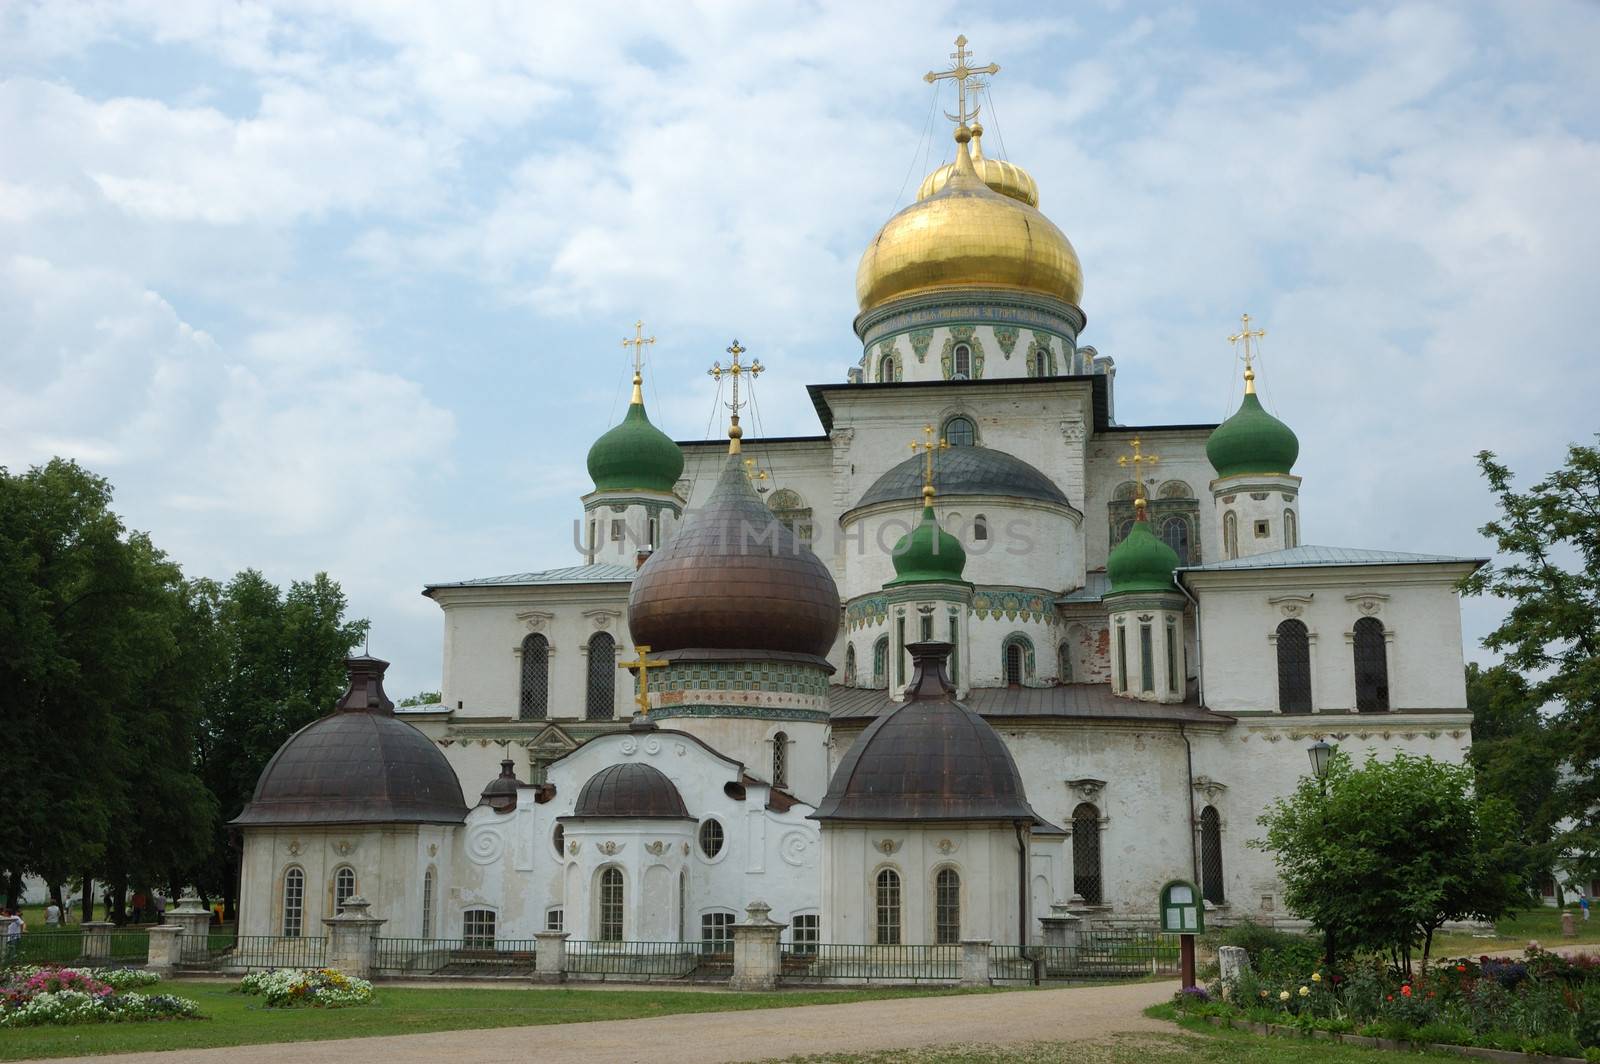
[0, 978, 983, 1061]
[1432, 904, 1600, 957]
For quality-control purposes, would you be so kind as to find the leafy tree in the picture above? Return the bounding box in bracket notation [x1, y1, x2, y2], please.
[398, 690, 442, 708]
[1256, 751, 1524, 975]
[1462, 440, 1600, 868]
[1465, 662, 1558, 892]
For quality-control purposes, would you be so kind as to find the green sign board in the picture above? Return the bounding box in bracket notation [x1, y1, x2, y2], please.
[1160, 879, 1205, 934]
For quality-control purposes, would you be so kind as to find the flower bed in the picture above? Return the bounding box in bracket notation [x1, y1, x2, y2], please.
[0, 966, 201, 1028]
[1174, 946, 1600, 1061]
[237, 968, 374, 1009]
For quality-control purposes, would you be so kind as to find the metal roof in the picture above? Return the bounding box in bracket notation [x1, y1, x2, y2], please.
[1056, 571, 1111, 604]
[1177, 545, 1486, 574]
[855, 445, 1070, 509]
[425, 563, 635, 591]
[829, 682, 1224, 724]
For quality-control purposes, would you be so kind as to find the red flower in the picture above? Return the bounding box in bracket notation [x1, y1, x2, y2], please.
[1456, 964, 1467, 972]
[1401, 985, 1412, 997]
[1386, 995, 1394, 1002]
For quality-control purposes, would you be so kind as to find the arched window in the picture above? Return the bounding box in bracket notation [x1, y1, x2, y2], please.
[771, 731, 788, 789]
[1058, 641, 1072, 684]
[1200, 806, 1225, 903]
[1072, 804, 1103, 905]
[872, 636, 889, 689]
[1032, 350, 1047, 377]
[952, 343, 972, 379]
[463, 908, 496, 949]
[599, 868, 625, 942]
[333, 866, 356, 913]
[1353, 616, 1390, 711]
[1284, 508, 1298, 548]
[1276, 619, 1312, 713]
[972, 514, 989, 541]
[586, 632, 615, 720]
[1114, 621, 1127, 691]
[768, 488, 812, 543]
[520, 633, 548, 720]
[1159, 516, 1190, 562]
[935, 868, 961, 944]
[1004, 643, 1023, 686]
[844, 644, 857, 686]
[942, 416, 976, 447]
[421, 866, 435, 938]
[875, 868, 902, 945]
[879, 354, 894, 382]
[282, 867, 304, 938]
[1223, 511, 1239, 559]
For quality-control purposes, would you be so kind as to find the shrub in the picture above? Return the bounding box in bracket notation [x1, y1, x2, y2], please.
[1208, 919, 1319, 972]
[237, 968, 373, 1009]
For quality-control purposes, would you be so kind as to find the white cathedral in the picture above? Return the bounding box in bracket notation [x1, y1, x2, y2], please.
[232, 45, 1482, 953]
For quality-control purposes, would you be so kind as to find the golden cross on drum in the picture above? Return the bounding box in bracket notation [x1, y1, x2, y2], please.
[708, 339, 764, 454]
[621, 320, 655, 375]
[909, 423, 949, 503]
[924, 34, 1000, 129]
[619, 644, 669, 719]
[1228, 313, 1266, 394]
[1117, 435, 1161, 519]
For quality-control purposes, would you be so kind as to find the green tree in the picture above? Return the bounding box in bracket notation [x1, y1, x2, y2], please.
[398, 690, 441, 707]
[1465, 662, 1557, 892]
[1256, 751, 1524, 975]
[1462, 440, 1600, 867]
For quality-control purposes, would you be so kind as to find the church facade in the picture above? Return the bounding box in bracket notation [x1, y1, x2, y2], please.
[232, 44, 1482, 953]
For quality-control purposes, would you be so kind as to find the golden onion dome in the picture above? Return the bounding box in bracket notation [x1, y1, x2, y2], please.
[857, 126, 1083, 314]
[916, 124, 1039, 206]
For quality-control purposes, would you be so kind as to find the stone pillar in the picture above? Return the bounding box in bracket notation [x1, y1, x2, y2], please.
[146, 925, 184, 977]
[960, 939, 992, 988]
[534, 931, 569, 982]
[81, 921, 114, 962]
[1038, 905, 1082, 950]
[321, 896, 385, 980]
[1218, 945, 1250, 988]
[168, 892, 213, 963]
[1563, 911, 1577, 938]
[729, 901, 786, 991]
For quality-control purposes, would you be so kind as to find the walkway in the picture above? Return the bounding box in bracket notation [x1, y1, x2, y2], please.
[41, 979, 1177, 1064]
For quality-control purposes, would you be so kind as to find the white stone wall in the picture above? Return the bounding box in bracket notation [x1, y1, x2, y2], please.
[580, 494, 681, 564]
[1210, 474, 1302, 560]
[666, 716, 831, 805]
[1106, 600, 1187, 702]
[1084, 429, 1216, 566]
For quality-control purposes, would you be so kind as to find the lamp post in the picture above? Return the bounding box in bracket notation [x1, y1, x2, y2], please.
[1308, 739, 1336, 968]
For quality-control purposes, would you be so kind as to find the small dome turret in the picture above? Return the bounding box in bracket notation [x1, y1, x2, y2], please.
[1107, 520, 1181, 594]
[886, 496, 967, 587]
[1206, 366, 1299, 479]
[570, 762, 690, 819]
[479, 759, 521, 813]
[586, 373, 684, 493]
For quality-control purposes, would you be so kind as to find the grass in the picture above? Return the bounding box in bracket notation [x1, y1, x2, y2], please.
[1432, 904, 1600, 957]
[0, 978, 985, 1061]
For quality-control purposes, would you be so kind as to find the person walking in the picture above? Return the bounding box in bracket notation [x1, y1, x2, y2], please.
[44, 900, 61, 927]
[0, 909, 22, 962]
[1582, 893, 1590, 922]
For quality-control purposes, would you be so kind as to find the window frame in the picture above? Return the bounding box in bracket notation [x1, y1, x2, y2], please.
[281, 866, 305, 939]
[1200, 806, 1226, 904]
[699, 909, 736, 954]
[952, 343, 972, 379]
[519, 633, 549, 720]
[1352, 616, 1390, 712]
[545, 907, 564, 932]
[874, 867, 903, 945]
[1072, 804, 1103, 905]
[463, 907, 497, 950]
[941, 415, 977, 447]
[421, 865, 435, 939]
[771, 732, 789, 789]
[698, 817, 726, 861]
[1276, 619, 1313, 713]
[586, 631, 616, 720]
[934, 866, 961, 945]
[598, 867, 625, 942]
[332, 865, 356, 913]
[789, 912, 820, 956]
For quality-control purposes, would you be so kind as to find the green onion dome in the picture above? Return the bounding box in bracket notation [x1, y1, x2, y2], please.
[586, 376, 685, 493]
[1205, 379, 1299, 479]
[886, 502, 968, 586]
[1106, 520, 1180, 594]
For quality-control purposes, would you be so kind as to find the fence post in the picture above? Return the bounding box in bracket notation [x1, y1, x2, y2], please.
[146, 925, 184, 977]
[534, 931, 568, 982]
[322, 896, 384, 979]
[1039, 904, 1081, 950]
[168, 892, 213, 964]
[960, 939, 992, 987]
[1218, 944, 1250, 989]
[81, 921, 114, 962]
[730, 901, 785, 991]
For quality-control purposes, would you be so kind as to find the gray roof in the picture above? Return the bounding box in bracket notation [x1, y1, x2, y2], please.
[1056, 571, 1110, 604]
[1178, 545, 1485, 574]
[425, 563, 635, 591]
[855, 446, 1070, 509]
[829, 683, 1224, 724]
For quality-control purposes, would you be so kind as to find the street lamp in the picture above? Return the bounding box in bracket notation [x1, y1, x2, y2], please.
[1308, 739, 1337, 968]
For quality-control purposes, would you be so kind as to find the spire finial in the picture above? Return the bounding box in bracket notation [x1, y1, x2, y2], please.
[910, 423, 948, 504]
[1228, 313, 1266, 395]
[924, 34, 999, 133]
[1117, 435, 1161, 522]
[707, 339, 763, 455]
[619, 644, 669, 721]
[622, 319, 656, 404]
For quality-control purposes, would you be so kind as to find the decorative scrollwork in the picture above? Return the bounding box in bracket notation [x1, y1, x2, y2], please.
[875, 838, 900, 855]
[466, 828, 505, 865]
[780, 831, 817, 867]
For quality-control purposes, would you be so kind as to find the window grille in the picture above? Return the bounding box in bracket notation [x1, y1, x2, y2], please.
[649, 515, 659, 547]
[920, 613, 933, 640]
[790, 913, 820, 955]
[586, 632, 615, 719]
[1033, 351, 1046, 377]
[1223, 511, 1239, 559]
[895, 616, 905, 686]
[973, 514, 989, 541]
[333, 866, 356, 912]
[701, 911, 735, 952]
[698, 818, 724, 858]
[546, 908, 563, 932]
[935, 868, 961, 944]
[1352, 616, 1390, 711]
[1072, 804, 1103, 905]
[844, 644, 857, 685]
[942, 416, 976, 447]
[1284, 508, 1298, 548]
[771, 733, 788, 789]
[1166, 620, 1179, 694]
[1139, 623, 1154, 693]
[1253, 519, 1270, 538]
[875, 869, 902, 945]
[1115, 624, 1127, 691]
[873, 636, 889, 688]
[953, 343, 972, 378]
[1160, 516, 1190, 560]
[520, 634, 548, 719]
[880, 355, 894, 382]
[552, 824, 564, 857]
[599, 869, 624, 941]
[421, 867, 434, 938]
[1059, 642, 1072, 684]
[1276, 620, 1312, 713]
[609, 519, 624, 541]
[463, 908, 496, 949]
[1200, 806, 1225, 904]
[282, 868, 304, 938]
[1004, 643, 1023, 686]
[948, 614, 960, 686]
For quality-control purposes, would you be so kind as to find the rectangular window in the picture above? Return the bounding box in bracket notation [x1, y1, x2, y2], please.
[1254, 519, 1270, 539]
[876, 875, 902, 946]
[1115, 625, 1127, 691]
[545, 908, 563, 932]
[1140, 623, 1154, 692]
[895, 616, 905, 687]
[1166, 621, 1179, 694]
[920, 613, 932, 640]
[790, 913, 820, 956]
[948, 614, 959, 686]
[701, 911, 735, 953]
[463, 909, 496, 950]
[609, 519, 624, 541]
[421, 869, 435, 939]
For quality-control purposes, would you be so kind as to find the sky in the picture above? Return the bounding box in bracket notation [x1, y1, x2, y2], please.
[1, 0, 1596, 700]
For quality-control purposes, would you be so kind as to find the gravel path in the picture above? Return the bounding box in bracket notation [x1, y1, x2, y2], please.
[39, 980, 1177, 1064]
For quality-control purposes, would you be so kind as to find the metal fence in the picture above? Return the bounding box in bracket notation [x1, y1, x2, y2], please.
[780, 943, 960, 984]
[213, 935, 327, 970]
[563, 940, 707, 979]
[373, 937, 539, 975]
[3, 930, 149, 967]
[989, 929, 1180, 983]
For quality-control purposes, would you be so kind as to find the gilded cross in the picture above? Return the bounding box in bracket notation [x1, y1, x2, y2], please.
[707, 339, 764, 454]
[924, 34, 999, 128]
[744, 457, 769, 493]
[620, 644, 669, 719]
[909, 423, 948, 502]
[1228, 313, 1266, 394]
[1117, 435, 1160, 519]
[621, 319, 655, 377]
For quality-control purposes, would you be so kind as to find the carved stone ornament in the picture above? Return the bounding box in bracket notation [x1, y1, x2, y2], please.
[567, 839, 581, 856]
[682, 841, 691, 855]
[335, 840, 353, 856]
[937, 838, 960, 855]
[583, 609, 617, 631]
[516, 610, 554, 633]
[427, 843, 438, 858]
[1192, 775, 1228, 802]
[1066, 778, 1106, 802]
[598, 841, 624, 856]
[1060, 418, 1086, 444]
[1281, 604, 1303, 618]
[875, 838, 901, 855]
[1357, 599, 1381, 616]
[286, 840, 303, 856]
[645, 840, 669, 856]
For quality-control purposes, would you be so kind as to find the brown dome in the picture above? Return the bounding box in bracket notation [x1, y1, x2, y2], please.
[628, 453, 840, 661]
[569, 763, 690, 819]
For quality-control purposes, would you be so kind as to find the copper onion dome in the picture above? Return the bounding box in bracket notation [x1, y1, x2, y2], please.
[628, 453, 841, 662]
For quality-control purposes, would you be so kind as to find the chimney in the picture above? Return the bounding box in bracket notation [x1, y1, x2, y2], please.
[333, 655, 395, 715]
